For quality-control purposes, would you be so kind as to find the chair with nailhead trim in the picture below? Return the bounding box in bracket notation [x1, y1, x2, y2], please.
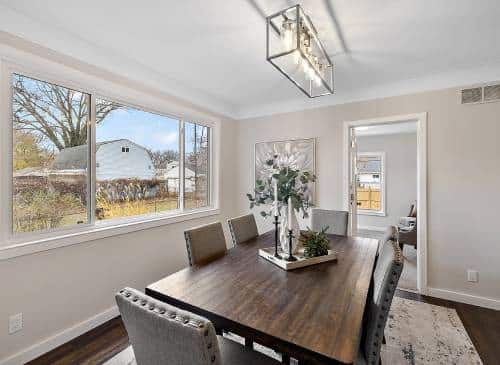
[227, 214, 259, 246]
[116, 288, 280, 365]
[184, 222, 227, 266]
[356, 239, 404, 365]
[377, 225, 398, 255]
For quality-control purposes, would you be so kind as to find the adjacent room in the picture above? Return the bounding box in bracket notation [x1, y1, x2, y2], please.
[0, 1, 499, 365]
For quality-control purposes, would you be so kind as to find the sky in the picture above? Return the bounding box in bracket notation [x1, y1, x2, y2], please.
[13, 74, 206, 154]
[96, 107, 180, 152]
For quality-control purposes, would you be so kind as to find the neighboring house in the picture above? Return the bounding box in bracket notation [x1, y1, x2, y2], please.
[156, 161, 196, 192]
[52, 139, 155, 180]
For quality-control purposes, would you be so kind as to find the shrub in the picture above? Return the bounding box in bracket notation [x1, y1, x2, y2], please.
[13, 190, 83, 232]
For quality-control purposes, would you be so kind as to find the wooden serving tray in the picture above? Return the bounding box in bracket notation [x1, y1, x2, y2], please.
[258, 247, 337, 270]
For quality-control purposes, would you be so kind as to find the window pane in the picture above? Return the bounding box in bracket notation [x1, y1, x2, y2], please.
[184, 122, 210, 209]
[12, 74, 89, 233]
[356, 155, 382, 211]
[95, 99, 180, 220]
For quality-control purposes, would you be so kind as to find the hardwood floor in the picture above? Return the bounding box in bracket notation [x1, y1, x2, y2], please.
[28, 291, 500, 365]
[26, 317, 129, 365]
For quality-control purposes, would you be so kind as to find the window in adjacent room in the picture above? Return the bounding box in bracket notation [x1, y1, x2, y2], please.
[356, 152, 385, 215]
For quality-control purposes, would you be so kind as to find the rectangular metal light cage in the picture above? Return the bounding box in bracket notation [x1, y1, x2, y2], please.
[266, 5, 334, 98]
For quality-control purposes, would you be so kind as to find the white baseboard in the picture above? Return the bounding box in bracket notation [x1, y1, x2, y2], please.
[357, 225, 386, 232]
[0, 305, 119, 365]
[427, 287, 500, 311]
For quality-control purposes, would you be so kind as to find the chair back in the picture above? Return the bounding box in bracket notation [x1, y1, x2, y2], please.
[116, 288, 221, 365]
[184, 222, 227, 266]
[362, 240, 403, 365]
[227, 214, 258, 246]
[378, 225, 398, 254]
[310, 209, 349, 236]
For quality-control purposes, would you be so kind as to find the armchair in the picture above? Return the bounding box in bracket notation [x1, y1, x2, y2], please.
[398, 203, 417, 250]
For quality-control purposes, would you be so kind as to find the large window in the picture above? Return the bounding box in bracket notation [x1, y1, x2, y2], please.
[12, 74, 90, 233]
[184, 122, 210, 209]
[356, 152, 385, 215]
[95, 99, 180, 220]
[10, 73, 213, 236]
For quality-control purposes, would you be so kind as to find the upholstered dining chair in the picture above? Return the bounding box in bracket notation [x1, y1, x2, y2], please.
[310, 208, 349, 236]
[184, 222, 227, 266]
[116, 288, 280, 365]
[227, 214, 259, 246]
[378, 225, 398, 254]
[356, 239, 404, 365]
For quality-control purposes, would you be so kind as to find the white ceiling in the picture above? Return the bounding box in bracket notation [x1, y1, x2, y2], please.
[354, 121, 417, 136]
[1, 0, 500, 119]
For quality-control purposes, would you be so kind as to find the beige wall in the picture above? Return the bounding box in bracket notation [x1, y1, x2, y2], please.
[357, 133, 417, 229]
[234, 87, 500, 306]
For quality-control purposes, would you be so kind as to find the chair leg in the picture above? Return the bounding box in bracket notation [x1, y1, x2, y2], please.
[281, 353, 290, 365]
[244, 337, 253, 348]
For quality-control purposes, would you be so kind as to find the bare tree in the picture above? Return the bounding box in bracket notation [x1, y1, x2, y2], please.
[148, 149, 180, 169]
[12, 74, 121, 150]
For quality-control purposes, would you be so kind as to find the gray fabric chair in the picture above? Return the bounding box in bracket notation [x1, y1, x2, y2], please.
[310, 208, 349, 236]
[184, 222, 227, 266]
[227, 214, 259, 246]
[378, 225, 398, 254]
[116, 288, 279, 365]
[357, 239, 404, 365]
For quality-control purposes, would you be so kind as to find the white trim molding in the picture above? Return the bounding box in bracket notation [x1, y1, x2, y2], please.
[343, 112, 428, 295]
[0, 306, 119, 365]
[427, 287, 500, 311]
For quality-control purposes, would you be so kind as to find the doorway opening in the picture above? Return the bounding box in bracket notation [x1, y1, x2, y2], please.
[343, 113, 427, 294]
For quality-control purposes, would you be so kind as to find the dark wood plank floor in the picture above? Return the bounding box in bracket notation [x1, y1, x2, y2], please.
[28, 291, 500, 365]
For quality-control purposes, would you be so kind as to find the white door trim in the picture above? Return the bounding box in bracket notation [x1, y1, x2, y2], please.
[342, 112, 428, 294]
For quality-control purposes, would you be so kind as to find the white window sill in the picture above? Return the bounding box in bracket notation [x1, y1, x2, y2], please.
[357, 210, 386, 217]
[0, 207, 220, 261]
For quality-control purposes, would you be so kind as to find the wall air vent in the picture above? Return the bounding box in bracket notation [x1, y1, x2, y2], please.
[460, 83, 500, 105]
[461, 87, 482, 104]
[484, 84, 500, 102]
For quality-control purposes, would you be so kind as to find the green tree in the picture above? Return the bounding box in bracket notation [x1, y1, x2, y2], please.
[13, 130, 53, 171]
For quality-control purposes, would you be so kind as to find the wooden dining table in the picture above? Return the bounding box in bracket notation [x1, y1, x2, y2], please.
[146, 231, 379, 365]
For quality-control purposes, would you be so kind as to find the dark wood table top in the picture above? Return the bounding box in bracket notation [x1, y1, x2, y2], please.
[146, 231, 379, 364]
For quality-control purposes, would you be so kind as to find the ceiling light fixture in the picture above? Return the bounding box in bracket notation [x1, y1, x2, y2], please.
[266, 5, 334, 98]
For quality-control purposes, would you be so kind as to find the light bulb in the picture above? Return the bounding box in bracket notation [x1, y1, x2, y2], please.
[293, 50, 301, 65]
[281, 20, 294, 50]
[314, 74, 321, 87]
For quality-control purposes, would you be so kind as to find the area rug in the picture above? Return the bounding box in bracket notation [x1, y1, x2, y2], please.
[103, 297, 482, 365]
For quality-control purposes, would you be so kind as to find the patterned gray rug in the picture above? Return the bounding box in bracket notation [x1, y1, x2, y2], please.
[104, 297, 482, 365]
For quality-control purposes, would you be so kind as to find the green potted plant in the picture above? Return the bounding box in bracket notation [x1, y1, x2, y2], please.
[299, 226, 330, 258]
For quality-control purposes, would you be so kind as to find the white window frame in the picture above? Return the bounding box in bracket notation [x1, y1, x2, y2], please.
[356, 151, 386, 216]
[0, 57, 220, 259]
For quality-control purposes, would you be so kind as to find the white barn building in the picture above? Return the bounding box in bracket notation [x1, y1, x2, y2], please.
[52, 139, 155, 180]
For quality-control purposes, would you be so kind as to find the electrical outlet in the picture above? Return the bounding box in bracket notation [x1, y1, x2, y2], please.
[9, 313, 23, 334]
[467, 270, 479, 283]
